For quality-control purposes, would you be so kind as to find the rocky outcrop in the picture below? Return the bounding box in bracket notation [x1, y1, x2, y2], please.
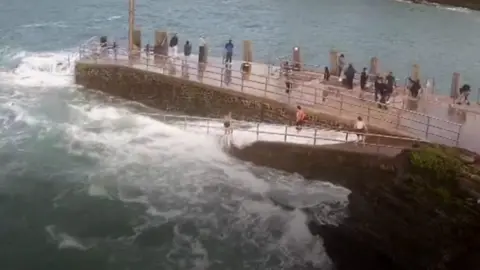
[229, 142, 480, 270]
[418, 0, 480, 11]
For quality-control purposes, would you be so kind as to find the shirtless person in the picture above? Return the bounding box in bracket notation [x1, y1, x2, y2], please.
[295, 106, 306, 133]
[354, 116, 367, 144]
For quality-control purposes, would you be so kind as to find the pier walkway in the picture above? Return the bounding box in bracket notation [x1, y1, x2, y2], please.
[76, 43, 480, 152]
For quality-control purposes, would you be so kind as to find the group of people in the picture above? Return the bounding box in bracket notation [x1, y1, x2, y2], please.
[144, 34, 236, 65]
[221, 106, 367, 145]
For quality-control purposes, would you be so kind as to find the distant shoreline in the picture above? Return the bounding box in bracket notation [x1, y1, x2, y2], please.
[422, 0, 480, 11]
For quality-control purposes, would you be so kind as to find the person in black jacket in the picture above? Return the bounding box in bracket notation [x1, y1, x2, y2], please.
[169, 33, 179, 57]
[183, 41, 191, 61]
[408, 77, 421, 98]
[360, 67, 368, 90]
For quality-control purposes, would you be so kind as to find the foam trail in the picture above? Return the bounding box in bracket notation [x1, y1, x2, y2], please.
[0, 49, 79, 87]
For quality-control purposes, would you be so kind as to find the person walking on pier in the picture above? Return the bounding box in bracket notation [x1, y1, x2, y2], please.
[354, 116, 367, 145]
[169, 33, 179, 58]
[224, 40, 234, 65]
[385, 71, 396, 103]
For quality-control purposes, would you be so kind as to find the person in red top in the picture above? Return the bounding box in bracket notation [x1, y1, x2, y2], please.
[295, 105, 307, 132]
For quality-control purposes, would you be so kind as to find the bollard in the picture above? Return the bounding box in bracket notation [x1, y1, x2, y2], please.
[292, 46, 302, 71]
[369, 57, 379, 75]
[129, 29, 141, 61]
[450, 72, 460, 101]
[329, 50, 339, 76]
[242, 40, 253, 63]
[154, 31, 168, 64]
[198, 36, 208, 64]
[242, 40, 253, 75]
[411, 64, 420, 82]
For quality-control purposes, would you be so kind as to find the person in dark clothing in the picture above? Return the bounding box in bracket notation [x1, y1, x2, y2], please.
[360, 67, 368, 90]
[385, 72, 396, 103]
[408, 77, 421, 98]
[169, 34, 179, 57]
[183, 41, 192, 60]
[323, 66, 330, 81]
[224, 39, 234, 64]
[458, 84, 471, 105]
[344, 64, 356, 89]
[378, 81, 388, 110]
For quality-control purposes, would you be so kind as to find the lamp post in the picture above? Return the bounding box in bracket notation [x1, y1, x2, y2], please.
[128, 0, 135, 55]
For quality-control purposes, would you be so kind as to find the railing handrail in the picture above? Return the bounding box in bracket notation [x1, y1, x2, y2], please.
[160, 113, 424, 141]
[159, 113, 423, 152]
[76, 45, 462, 146]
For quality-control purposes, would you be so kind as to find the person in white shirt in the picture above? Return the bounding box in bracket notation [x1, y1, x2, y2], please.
[354, 116, 367, 144]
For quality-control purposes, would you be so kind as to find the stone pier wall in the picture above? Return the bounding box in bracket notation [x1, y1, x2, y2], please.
[74, 62, 409, 137]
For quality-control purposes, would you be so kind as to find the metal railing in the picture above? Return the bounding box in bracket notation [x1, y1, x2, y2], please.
[76, 43, 463, 147]
[158, 114, 425, 153]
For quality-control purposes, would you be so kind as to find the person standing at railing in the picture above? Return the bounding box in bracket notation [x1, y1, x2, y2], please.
[407, 77, 421, 98]
[169, 33, 179, 58]
[295, 106, 307, 133]
[224, 40, 234, 66]
[183, 41, 192, 63]
[199, 36, 207, 63]
[344, 64, 356, 89]
[323, 66, 330, 81]
[360, 68, 368, 90]
[337, 54, 345, 77]
[224, 112, 233, 135]
[354, 116, 368, 145]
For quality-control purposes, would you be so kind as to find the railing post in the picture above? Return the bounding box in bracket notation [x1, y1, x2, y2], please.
[345, 132, 348, 142]
[314, 88, 318, 104]
[207, 119, 210, 134]
[184, 116, 187, 130]
[264, 76, 268, 97]
[340, 94, 344, 114]
[284, 125, 288, 142]
[367, 106, 371, 123]
[220, 67, 224, 87]
[256, 123, 260, 140]
[456, 125, 462, 146]
[477, 88, 480, 105]
[376, 135, 380, 153]
[241, 72, 244, 92]
[313, 128, 317, 145]
[396, 109, 401, 128]
[425, 116, 430, 139]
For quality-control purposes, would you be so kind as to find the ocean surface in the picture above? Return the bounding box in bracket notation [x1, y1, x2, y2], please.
[0, 0, 478, 269]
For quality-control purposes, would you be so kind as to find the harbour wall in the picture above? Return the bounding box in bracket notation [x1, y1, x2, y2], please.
[74, 61, 414, 139]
